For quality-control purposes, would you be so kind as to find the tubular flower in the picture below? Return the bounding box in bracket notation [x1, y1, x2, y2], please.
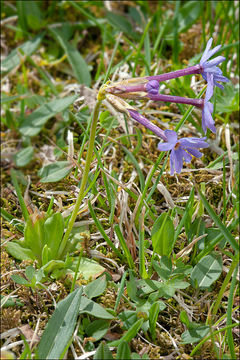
[157, 130, 209, 175]
[202, 73, 216, 133]
[200, 37, 229, 89]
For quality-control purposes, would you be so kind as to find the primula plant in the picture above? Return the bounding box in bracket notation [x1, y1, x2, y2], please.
[1, 2, 239, 359]
[102, 38, 228, 174]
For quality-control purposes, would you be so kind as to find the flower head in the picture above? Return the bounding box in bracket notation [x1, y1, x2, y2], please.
[157, 130, 209, 175]
[200, 38, 229, 89]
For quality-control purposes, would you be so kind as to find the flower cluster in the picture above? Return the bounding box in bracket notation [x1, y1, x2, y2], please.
[100, 38, 228, 175]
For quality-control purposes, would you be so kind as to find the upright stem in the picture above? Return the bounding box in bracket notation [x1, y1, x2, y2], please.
[58, 100, 101, 257]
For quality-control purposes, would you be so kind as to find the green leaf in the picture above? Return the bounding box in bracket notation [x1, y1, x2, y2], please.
[190, 253, 223, 289]
[10, 169, 29, 222]
[94, 342, 113, 360]
[151, 213, 175, 256]
[216, 83, 239, 113]
[116, 341, 131, 359]
[19, 94, 78, 136]
[5, 241, 35, 261]
[83, 275, 107, 299]
[180, 310, 190, 327]
[24, 214, 47, 262]
[1, 295, 24, 308]
[99, 110, 118, 129]
[181, 325, 210, 344]
[11, 274, 30, 286]
[67, 257, 105, 280]
[198, 190, 239, 253]
[79, 296, 114, 319]
[109, 318, 144, 346]
[1, 33, 43, 74]
[149, 302, 160, 341]
[25, 265, 36, 281]
[85, 319, 110, 342]
[164, 1, 202, 38]
[118, 311, 137, 330]
[38, 161, 74, 183]
[50, 28, 91, 86]
[152, 256, 172, 281]
[37, 287, 82, 359]
[13, 146, 34, 167]
[43, 212, 65, 258]
[106, 12, 139, 40]
[17, 0, 45, 31]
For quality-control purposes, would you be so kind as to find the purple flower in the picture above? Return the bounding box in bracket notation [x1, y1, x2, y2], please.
[200, 38, 229, 89]
[202, 73, 216, 134]
[157, 130, 209, 175]
[145, 80, 159, 95]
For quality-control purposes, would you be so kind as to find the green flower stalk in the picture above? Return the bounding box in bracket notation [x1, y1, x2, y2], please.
[58, 100, 101, 257]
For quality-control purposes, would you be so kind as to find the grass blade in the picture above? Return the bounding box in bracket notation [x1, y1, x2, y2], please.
[198, 190, 239, 253]
[114, 225, 135, 269]
[88, 201, 123, 260]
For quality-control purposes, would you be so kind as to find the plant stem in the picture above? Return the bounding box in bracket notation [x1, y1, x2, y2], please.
[147, 65, 202, 82]
[58, 100, 101, 257]
[148, 94, 204, 108]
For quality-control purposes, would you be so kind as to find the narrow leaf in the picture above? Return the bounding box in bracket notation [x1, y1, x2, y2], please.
[116, 341, 131, 359]
[37, 287, 82, 359]
[198, 190, 239, 252]
[1, 33, 43, 74]
[109, 318, 144, 346]
[19, 95, 78, 136]
[50, 28, 91, 86]
[94, 342, 113, 360]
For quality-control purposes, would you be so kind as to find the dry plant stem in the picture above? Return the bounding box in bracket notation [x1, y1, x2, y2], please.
[58, 100, 102, 257]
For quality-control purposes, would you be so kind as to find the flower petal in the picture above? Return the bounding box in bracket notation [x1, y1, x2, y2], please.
[179, 137, 208, 148]
[200, 38, 213, 64]
[170, 150, 176, 176]
[158, 142, 174, 151]
[186, 148, 203, 158]
[206, 56, 226, 67]
[202, 103, 216, 133]
[181, 149, 192, 163]
[205, 74, 214, 102]
[203, 44, 222, 61]
[164, 130, 178, 144]
[173, 149, 183, 174]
